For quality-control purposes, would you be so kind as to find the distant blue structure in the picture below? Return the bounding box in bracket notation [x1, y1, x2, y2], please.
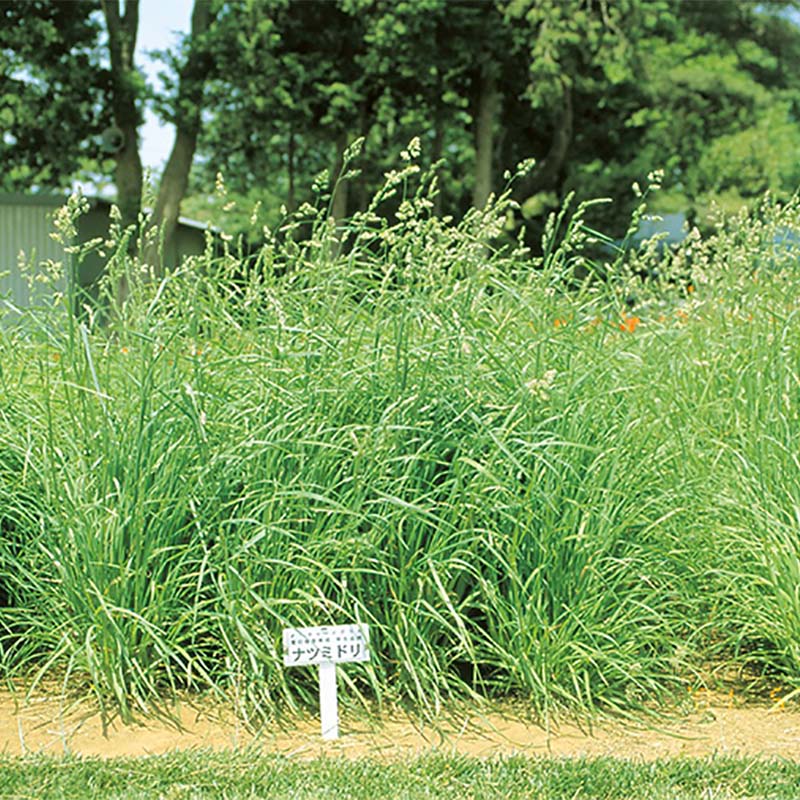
[635, 212, 687, 247]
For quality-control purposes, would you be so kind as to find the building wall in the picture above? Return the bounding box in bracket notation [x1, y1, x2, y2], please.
[0, 195, 70, 315]
[168, 222, 207, 269]
[1, 194, 211, 318]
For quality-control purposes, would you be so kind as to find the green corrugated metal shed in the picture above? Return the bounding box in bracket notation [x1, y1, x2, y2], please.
[0, 193, 210, 317]
[0, 194, 71, 312]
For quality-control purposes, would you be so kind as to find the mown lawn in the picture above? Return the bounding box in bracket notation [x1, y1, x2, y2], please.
[1, 752, 799, 800]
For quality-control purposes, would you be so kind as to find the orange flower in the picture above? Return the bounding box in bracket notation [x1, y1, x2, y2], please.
[686, 284, 695, 294]
[553, 318, 567, 329]
[619, 315, 640, 333]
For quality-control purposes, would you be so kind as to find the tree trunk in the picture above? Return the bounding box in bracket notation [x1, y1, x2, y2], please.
[330, 131, 349, 224]
[101, 0, 142, 233]
[348, 104, 371, 217]
[287, 127, 296, 213]
[147, 129, 198, 270]
[514, 83, 573, 201]
[432, 100, 445, 218]
[472, 66, 500, 210]
[146, 0, 215, 273]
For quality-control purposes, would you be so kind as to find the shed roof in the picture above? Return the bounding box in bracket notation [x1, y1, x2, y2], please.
[0, 192, 213, 231]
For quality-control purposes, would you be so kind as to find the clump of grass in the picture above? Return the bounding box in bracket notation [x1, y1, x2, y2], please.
[1, 147, 800, 723]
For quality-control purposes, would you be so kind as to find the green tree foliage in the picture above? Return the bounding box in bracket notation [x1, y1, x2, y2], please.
[4, 0, 800, 251]
[193, 0, 800, 243]
[0, 0, 111, 190]
[195, 0, 371, 227]
[567, 0, 800, 228]
[2, 0, 218, 267]
[190, 0, 655, 232]
[192, 0, 518, 229]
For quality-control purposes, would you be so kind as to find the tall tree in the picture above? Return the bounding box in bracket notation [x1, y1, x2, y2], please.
[7, 0, 800, 258]
[531, 0, 800, 234]
[3, 0, 218, 271]
[196, 0, 367, 225]
[100, 0, 143, 231]
[195, 0, 517, 223]
[146, 0, 217, 264]
[621, 0, 800, 224]
[102, 0, 218, 267]
[503, 0, 653, 209]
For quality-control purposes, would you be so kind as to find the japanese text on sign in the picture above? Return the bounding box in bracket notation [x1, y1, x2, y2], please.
[283, 624, 370, 667]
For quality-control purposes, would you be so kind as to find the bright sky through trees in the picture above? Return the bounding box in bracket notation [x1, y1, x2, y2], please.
[137, 0, 193, 170]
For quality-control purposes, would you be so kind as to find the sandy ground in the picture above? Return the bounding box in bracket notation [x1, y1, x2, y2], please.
[1, 689, 799, 761]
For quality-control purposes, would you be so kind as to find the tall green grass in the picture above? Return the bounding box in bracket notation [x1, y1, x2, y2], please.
[1, 154, 799, 722]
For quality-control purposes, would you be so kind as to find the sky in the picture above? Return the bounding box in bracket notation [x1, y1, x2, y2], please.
[136, 0, 195, 171]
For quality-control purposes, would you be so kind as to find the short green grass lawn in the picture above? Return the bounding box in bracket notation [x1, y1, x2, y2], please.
[1, 753, 799, 800]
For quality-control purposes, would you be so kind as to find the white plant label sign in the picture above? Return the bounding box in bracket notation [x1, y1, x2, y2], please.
[283, 624, 371, 739]
[283, 624, 370, 667]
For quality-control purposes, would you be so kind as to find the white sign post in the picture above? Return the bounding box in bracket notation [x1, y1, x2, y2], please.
[282, 623, 370, 740]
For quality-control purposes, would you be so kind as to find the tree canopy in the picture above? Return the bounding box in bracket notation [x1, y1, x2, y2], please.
[3, 0, 800, 255]
[0, 0, 110, 190]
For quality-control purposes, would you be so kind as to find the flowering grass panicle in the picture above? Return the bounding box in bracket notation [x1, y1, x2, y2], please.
[1, 161, 800, 724]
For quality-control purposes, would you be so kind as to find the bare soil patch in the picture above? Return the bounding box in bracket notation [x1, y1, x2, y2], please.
[1, 689, 799, 761]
